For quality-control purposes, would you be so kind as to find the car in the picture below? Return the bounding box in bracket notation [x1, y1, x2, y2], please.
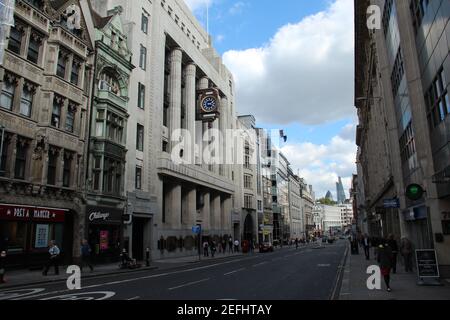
[259, 242, 274, 253]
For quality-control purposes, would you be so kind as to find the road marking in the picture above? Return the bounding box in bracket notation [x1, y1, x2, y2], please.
[168, 278, 210, 291]
[127, 296, 140, 300]
[224, 268, 245, 276]
[318, 264, 331, 267]
[253, 262, 268, 267]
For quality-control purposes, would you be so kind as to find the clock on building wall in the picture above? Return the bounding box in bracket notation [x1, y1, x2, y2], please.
[200, 95, 217, 113]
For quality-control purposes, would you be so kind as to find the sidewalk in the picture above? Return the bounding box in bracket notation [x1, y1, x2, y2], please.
[0, 251, 246, 290]
[339, 245, 450, 300]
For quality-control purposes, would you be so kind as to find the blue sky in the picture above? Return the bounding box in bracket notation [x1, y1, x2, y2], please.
[185, 0, 356, 199]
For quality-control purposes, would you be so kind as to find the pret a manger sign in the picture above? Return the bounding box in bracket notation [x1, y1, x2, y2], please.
[0, 204, 67, 222]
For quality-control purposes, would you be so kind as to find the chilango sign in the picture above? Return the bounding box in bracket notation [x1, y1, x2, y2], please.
[86, 206, 124, 224]
[0, 204, 67, 222]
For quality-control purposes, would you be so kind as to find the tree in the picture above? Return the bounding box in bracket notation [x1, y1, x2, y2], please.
[317, 198, 337, 206]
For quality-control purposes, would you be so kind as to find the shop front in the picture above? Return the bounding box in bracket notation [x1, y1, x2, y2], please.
[86, 206, 124, 264]
[0, 204, 73, 269]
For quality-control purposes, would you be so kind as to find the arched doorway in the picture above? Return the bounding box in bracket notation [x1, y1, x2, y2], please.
[244, 214, 254, 242]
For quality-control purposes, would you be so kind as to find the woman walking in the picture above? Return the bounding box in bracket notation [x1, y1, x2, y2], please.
[377, 239, 393, 292]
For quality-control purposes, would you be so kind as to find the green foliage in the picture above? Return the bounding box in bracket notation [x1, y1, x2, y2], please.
[317, 198, 337, 205]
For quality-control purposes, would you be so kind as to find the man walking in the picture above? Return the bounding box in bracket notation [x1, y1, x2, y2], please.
[387, 234, 399, 274]
[295, 238, 299, 250]
[80, 239, 94, 272]
[228, 237, 233, 253]
[203, 241, 209, 257]
[43, 240, 60, 276]
[0, 250, 6, 284]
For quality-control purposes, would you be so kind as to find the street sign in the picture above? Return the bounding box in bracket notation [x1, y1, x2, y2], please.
[192, 226, 201, 234]
[406, 184, 424, 201]
[416, 249, 440, 279]
[383, 198, 400, 208]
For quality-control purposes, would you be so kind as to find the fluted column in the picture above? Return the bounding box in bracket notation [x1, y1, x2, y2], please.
[169, 48, 183, 151]
[185, 63, 196, 164]
[198, 77, 209, 170]
[212, 194, 221, 232]
[219, 96, 228, 177]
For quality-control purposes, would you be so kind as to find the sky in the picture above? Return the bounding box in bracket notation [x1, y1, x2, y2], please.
[184, 0, 357, 200]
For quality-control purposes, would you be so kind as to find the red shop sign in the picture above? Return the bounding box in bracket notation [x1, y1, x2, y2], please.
[0, 204, 67, 223]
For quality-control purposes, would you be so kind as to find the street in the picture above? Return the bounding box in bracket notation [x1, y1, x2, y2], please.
[0, 241, 347, 300]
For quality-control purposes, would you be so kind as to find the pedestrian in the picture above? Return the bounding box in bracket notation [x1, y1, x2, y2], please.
[295, 238, 299, 250]
[387, 234, 399, 274]
[362, 234, 371, 260]
[400, 237, 414, 272]
[234, 239, 240, 252]
[377, 239, 393, 292]
[43, 240, 60, 276]
[222, 239, 227, 254]
[0, 250, 6, 284]
[210, 241, 216, 258]
[228, 237, 233, 253]
[203, 241, 209, 257]
[372, 236, 379, 260]
[80, 239, 94, 272]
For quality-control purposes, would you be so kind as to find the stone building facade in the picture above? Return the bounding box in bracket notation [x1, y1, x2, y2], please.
[0, 0, 95, 267]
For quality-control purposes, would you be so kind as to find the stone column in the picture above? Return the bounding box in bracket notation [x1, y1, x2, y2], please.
[56, 148, 64, 187]
[184, 63, 197, 164]
[223, 197, 232, 234]
[219, 96, 229, 177]
[169, 48, 183, 151]
[170, 184, 182, 230]
[198, 77, 209, 170]
[212, 194, 221, 232]
[202, 192, 211, 232]
[187, 188, 197, 227]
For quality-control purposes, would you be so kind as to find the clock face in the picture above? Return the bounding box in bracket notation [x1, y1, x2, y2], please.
[201, 96, 217, 113]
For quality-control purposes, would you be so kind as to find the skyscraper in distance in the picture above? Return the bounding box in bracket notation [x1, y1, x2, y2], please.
[336, 177, 346, 204]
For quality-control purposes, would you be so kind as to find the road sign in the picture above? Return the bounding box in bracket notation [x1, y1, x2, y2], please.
[192, 226, 201, 234]
[383, 198, 400, 208]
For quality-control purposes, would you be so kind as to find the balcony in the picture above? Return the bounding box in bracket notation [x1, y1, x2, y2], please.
[97, 90, 128, 110]
[15, 0, 50, 34]
[49, 26, 88, 58]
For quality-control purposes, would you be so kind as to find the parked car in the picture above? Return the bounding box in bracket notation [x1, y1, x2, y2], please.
[259, 243, 274, 253]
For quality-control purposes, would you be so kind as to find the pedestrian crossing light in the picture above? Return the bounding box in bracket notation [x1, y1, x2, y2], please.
[406, 184, 424, 201]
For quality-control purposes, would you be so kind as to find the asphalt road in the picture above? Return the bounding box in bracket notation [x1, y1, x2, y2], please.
[0, 240, 347, 301]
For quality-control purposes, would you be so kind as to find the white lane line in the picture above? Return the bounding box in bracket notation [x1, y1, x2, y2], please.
[168, 278, 210, 291]
[127, 296, 140, 300]
[253, 262, 268, 267]
[224, 268, 245, 276]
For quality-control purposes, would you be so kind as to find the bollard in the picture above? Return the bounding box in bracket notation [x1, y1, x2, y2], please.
[146, 248, 150, 267]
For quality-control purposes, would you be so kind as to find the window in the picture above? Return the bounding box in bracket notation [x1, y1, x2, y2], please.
[65, 105, 76, 132]
[20, 83, 34, 117]
[136, 124, 144, 151]
[8, 25, 22, 55]
[0, 132, 9, 176]
[244, 194, 253, 209]
[15, 139, 28, 180]
[139, 45, 147, 70]
[426, 67, 449, 130]
[93, 156, 101, 191]
[162, 140, 168, 152]
[1, 76, 15, 110]
[410, 0, 429, 34]
[135, 167, 142, 190]
[138, 83, 145, 109]
[27, 33, 42, 64]
[63, 152, 72, 187]
[391, 48, 405, 97]
[51, 97, 63, 128]
[244, 174, 252, 189]
[258, 200, 262, 211]
[57, 51, 67, 78]
[106, 112, 124, 144]
[47, 148, 58, 185]
[71, 60, 80, 85]
[141, 13, 149, 34]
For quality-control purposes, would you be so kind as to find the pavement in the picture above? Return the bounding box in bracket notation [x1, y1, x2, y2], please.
[0, 241, 346, 300]
[338, 244, 450, 300]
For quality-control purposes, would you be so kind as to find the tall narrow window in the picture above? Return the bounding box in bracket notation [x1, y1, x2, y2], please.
[27, 32, 42, 64]
[139, 45, 147, 70]
[51, 97, 63, 128]
[93, 156, 101, 191]
[0, 132, 9, 177]
[70, 60, 80, 85]
[20, 83, 34, 117]
[8, 25, 23, 55]
[15, 139, 28, 180]
[141, 13, 149, 34]
[57, 51, 67, 78]
[47, 148, 58, 185]
[63, 152, 72, 188]
[136, 124, 144, 151]
[1, 76, 15, 110]
[135, 167, 142, 190]
[138, 83, 145, 109]
[114, 162, 122, 194]
[65, 104, 76, 133]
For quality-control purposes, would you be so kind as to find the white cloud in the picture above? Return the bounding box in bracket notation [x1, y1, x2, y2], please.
[223, 0, 354, 125]
[281, 128, 357, 200]
[183, 0, 213, 13]
[229, 2, 246, 15]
